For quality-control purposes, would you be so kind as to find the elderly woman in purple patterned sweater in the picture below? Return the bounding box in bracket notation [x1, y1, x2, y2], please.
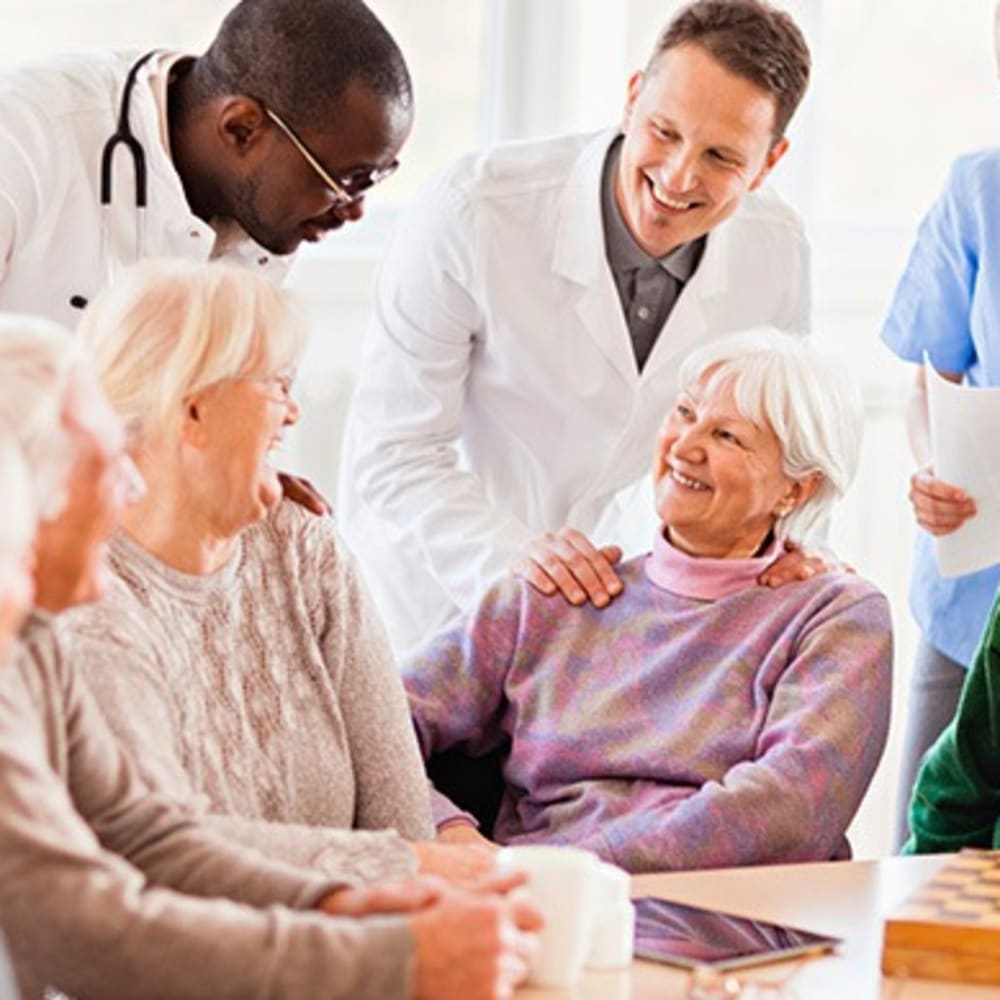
[404, 329, 892, 872]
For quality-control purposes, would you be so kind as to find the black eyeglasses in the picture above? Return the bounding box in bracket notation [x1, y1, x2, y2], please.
[263, 106, 398, 207]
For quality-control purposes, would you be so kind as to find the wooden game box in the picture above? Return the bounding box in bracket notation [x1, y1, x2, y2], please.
[883, 849, 1000, 985]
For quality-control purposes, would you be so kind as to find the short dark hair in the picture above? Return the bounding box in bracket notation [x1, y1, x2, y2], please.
[196, 0, 412, 128]
[649, 0, 810, 140]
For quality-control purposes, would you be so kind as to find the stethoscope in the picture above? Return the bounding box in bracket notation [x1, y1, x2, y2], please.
[71, 49, 158, 311]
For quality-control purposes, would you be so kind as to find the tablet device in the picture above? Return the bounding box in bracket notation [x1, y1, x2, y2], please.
[633, 896, 841, 972]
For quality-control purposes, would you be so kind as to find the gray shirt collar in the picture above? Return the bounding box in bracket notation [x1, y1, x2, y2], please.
[600, 136, 703, 283]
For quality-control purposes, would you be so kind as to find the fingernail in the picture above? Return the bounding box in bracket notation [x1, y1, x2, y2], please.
[595, 596, 608, 608]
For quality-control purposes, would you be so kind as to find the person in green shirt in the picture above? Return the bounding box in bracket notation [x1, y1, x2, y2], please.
[906, 599, 1000, 854]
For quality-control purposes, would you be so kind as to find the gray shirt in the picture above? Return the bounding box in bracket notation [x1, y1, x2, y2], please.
[0, 614, 415, 1000]
[601, 137, 705, 372]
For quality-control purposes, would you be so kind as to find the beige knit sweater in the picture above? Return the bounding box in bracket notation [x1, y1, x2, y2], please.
[62, 500, 434, 884]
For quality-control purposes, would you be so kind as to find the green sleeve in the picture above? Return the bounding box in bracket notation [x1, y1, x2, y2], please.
[906, 606, 1000, 854]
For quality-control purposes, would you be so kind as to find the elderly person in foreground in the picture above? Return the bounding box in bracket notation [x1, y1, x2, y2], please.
[405, 329, 892, 871]
[60, 257, 488, 884]
[0, 313, 539, 1000]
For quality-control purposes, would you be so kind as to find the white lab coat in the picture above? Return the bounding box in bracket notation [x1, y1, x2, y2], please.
[338, 129, 810, 653]
[0, 52, 289, 328]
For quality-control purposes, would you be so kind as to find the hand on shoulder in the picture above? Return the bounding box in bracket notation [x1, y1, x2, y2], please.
[512, 527, 623, 609]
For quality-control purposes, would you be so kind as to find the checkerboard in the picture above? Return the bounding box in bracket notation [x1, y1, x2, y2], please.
[883, 849, 1000, 985]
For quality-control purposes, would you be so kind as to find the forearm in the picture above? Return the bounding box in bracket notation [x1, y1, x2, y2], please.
[93, 787, 349, 909]
[592, 755, 856, 873]
[1, 857, 413, 1000]
[205, 812, 419, 885]
[0, 731, 413, 999]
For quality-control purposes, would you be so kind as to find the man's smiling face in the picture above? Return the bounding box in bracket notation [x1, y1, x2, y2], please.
[615, 42, 787, 259]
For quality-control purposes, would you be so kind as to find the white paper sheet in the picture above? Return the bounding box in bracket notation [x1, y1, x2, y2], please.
[926, 359, 1000, 577]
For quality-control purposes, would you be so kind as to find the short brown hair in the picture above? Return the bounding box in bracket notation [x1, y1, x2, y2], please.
[649, 0, 810, 140]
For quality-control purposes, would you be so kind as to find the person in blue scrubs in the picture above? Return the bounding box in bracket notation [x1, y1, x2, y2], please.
[881, 148, 1000, 849]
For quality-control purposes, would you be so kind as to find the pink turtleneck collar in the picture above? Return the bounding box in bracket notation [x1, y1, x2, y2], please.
[644, 527, 785, 601]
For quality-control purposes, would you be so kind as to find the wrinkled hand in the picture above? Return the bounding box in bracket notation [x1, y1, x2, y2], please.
[908, 465, 976, 536]
[414, 832, 498, 889]
[411, 873, 543, 1000]
[512, 527, 623, 608]
[758, 541, 844, 588]
[279, 471, 331, 516]
[436, 823, 496, 848]
[317, 876, 446, 917]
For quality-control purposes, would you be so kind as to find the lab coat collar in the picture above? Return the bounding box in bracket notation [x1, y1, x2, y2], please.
[640, 220, 733, 379]
[551, 127, 730, 300]
[551, 128, 618, 285]
[550, 128, 731, 384]
[551, 129, 639, 383]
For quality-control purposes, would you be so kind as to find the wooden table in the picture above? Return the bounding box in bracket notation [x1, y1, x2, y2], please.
[517, 855, 1000, 999]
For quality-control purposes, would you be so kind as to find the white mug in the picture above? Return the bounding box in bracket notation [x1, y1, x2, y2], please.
[495, 844, 602, 987]
[586, 861, 634, 971]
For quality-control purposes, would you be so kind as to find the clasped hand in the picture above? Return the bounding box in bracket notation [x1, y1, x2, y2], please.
[909, 464, 976, 535]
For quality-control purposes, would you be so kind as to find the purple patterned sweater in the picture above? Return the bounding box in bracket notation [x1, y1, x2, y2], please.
[403, 532, 892, 872]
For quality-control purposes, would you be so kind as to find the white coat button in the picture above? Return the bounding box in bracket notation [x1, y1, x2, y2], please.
[189, 230, 200, 239]
[637, 306, 650, 321]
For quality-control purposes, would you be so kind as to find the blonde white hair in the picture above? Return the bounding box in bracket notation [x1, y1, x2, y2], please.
[0, 430, 36, 584]
[77, 259, 308, 441]
[677, 327, 863, 544]
[0, 314, 85, 521]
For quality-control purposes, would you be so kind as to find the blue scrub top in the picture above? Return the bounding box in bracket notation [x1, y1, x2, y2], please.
[881, 148, 1000, 667]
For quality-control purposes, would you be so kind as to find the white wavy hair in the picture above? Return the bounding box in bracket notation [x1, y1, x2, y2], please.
[0, 314, 85, 522]
[77, 258, 308, 443]
[677, 327, 864, 544]
[0, 429, 36, 586]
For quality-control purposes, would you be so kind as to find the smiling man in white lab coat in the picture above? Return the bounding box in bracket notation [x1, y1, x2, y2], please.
[0, 0, 412, 328]
[340, 0, 813, 654]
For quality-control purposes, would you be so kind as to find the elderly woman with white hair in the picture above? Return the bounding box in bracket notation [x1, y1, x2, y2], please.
[406, 329, 893, 871]
[61, 258, 474, 885]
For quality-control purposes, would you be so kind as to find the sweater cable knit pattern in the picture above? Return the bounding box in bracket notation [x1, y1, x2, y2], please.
[62, 500, 432, 884]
